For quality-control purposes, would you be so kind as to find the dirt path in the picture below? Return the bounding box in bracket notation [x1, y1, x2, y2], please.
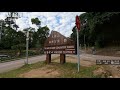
[19, 65, 60, 78]
[76, 52, 120, 78]
[17, 52, 120, 78]
[0, 54, 59, 73]
[19, 56, 96, 78]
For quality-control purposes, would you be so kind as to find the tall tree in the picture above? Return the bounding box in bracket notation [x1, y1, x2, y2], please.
[71, 12, 120, 48]
[31, 18, 50, 49]
[5, 12, 19, 30]
[11, 31, 26, 56]
[0, 19, 5, 43]
[37, 25, 49, 48]
[0, 12, 20, 50]
[31, 18, 41, 28]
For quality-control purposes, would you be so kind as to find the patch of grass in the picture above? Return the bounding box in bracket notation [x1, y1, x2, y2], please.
[56, 63, 99, 78]
[0, 59, 100, 78]
[51, 56, 60, 61]
[0, 61, 46, 78]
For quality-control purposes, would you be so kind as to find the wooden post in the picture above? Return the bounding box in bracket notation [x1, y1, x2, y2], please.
[46, 54, 51, 64]
[60, 54, 66, 64]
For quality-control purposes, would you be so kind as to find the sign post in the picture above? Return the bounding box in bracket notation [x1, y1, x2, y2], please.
[26, 31, 29, 64]
[76, 15, 81, 72]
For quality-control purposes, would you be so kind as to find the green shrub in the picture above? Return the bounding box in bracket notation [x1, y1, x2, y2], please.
[95, 36, 105, 48]
[21, 50, 37, 56]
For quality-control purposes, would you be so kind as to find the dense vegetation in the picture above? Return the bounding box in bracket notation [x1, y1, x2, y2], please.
[71, 12, 120, 48]
[0, 12, 50, 56]
[1, 12, 120, 57]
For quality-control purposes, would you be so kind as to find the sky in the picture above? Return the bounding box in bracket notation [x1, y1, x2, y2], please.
[0, 12, 85, 37]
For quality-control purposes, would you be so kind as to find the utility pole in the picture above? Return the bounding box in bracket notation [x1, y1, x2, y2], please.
[26, 31, 29, 64]
[76, 27, 80, 72]
[75, 15, 81, 72]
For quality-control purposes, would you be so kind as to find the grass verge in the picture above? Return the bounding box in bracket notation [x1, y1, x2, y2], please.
[0, 61, 101, 78]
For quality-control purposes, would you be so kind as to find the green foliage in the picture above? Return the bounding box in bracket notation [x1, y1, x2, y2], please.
[71, 26, 77, 41]
[31, 18, 41, 27]
[1, 16, 50, 48]
[0, 14, 50, 55]
[0, 25, 26, 56]
[5, 12, 19, 30]
[23, 18, 50, 49]
[71, 12, 120, 48]
[37, 25, 49, 48]
[21, 50, 38, 56]
[11, 44, 25, 50]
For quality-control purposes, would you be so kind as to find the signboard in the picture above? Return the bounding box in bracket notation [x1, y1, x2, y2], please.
[76, 15, 81, 31]
[44, 45, 75, 54]
[44, 31, 76, 54]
